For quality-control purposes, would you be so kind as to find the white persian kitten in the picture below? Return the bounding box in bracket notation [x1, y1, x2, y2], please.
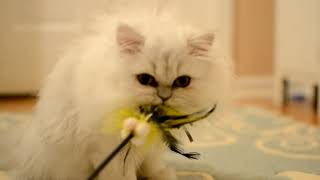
[0, 14, 232, 180]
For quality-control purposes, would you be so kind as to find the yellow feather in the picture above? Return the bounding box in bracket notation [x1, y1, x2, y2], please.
[101, 106, 163, 150]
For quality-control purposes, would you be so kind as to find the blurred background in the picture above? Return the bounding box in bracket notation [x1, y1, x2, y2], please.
[0, 0, 319, 124]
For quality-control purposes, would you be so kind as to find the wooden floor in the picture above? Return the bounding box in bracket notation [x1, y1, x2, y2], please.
[0, 96, 37, 113]
[236, 98, 320, 126]
[0, 96, 319, 126]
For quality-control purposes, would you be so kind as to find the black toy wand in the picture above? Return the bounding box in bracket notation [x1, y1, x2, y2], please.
[87, 133, 134, 180]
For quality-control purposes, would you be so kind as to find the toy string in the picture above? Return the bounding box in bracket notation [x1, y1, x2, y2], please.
[183, 127, 193, 142]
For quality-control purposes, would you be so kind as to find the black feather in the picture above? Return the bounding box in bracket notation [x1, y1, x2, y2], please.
[137, 104, 217, 159]
[161, 129, 200, 160]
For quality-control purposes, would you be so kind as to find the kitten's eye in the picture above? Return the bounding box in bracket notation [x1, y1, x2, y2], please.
[136, 73, 158, 87]
[173, 75, 191, 88]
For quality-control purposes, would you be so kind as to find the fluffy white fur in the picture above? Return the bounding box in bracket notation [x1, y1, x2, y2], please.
[0, 14, 232, 180]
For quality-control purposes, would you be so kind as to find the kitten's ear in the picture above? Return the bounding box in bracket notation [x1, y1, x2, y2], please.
[188, 33, 214, 57]
[117, 24, 145, 54]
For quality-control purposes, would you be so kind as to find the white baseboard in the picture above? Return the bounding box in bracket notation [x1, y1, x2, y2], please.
[233, 76, 274, 100]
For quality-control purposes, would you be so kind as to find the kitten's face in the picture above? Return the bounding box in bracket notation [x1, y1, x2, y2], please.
[115, 24, 230, 113]
[126, 49, 211, 112]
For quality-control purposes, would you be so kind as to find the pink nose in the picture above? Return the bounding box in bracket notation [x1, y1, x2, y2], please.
[157, 86, 172, 101]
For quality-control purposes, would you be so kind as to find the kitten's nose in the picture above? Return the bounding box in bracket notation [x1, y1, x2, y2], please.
[157, 86, 172, 102]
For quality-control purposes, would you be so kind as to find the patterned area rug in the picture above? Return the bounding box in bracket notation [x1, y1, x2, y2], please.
[1, 106, 320, 180]
[166, 106, 320, 180]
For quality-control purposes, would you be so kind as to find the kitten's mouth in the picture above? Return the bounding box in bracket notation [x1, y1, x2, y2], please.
[138, 104, 217, 128]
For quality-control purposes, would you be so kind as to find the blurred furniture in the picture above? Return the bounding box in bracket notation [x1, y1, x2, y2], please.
[274, 0, 320, 118]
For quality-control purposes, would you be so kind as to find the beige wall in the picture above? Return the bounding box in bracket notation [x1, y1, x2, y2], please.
[0, 0, 234, 94]
[234, 0, 274, 76]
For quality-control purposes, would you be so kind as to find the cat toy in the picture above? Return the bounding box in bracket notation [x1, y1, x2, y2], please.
[87, 104, 217, 180]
